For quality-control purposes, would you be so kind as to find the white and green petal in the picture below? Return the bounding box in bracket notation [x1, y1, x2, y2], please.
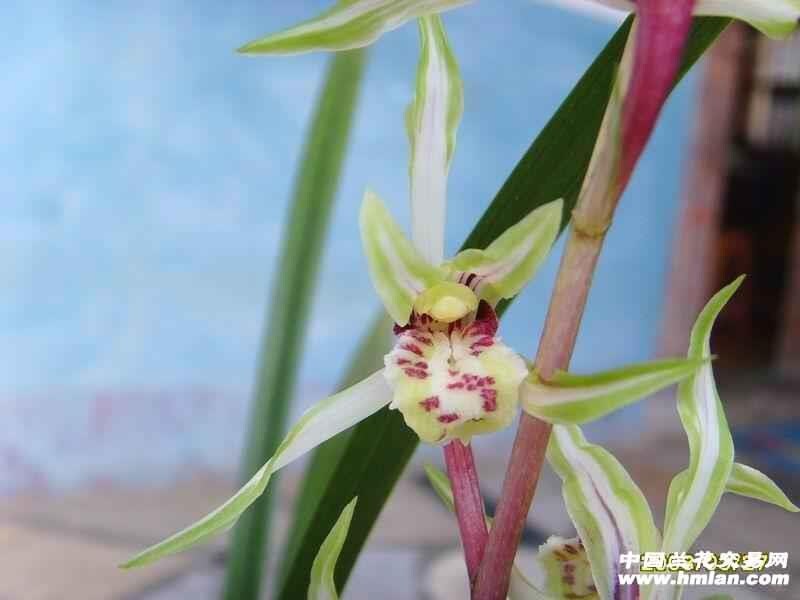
[407, 15, 464, 266]
[122, 372, 392, 568]
[521, 357, 705, 425]
[384, 304, 527, 443]
[520, 536, 599, 600]
[726, 462, 799, 512]
[591, 0, 800, 39]
[660, 277, 743, 555]
[360, 191, 446, 325]
[308, 498, 358, 600]
[445, 199, 563, 305]
[548, 425, 660, 600]
[238, 0, 473, 55]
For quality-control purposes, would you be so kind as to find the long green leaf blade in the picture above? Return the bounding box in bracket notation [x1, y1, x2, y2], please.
[308, 498, 359, 600]
[276, 18, 730, 600]
[220, 48, 369, 600]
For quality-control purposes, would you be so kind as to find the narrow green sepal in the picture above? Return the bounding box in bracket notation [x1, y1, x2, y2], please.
[238, 0, 473, 55]
[122, 372, 391, 568]
[726, 462, 800, 512]
[360, 190, 445, 325]
[522, 357, 705, 425]
[661, 277, 744, 554]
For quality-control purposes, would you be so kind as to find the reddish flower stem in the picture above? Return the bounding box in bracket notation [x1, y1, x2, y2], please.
[620, 0, 695, 188]
[473, 4, 697, 598]
[444, 440, 489, 585]
[473, 232, 603, 600]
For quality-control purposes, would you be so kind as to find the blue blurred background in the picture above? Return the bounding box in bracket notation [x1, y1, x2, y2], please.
[0, 0, 696, 493]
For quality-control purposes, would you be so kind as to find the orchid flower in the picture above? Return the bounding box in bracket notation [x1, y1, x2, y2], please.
[122, 15, 706, 572]
[429, 278, 798, 600]
[539, 279, 797, 600]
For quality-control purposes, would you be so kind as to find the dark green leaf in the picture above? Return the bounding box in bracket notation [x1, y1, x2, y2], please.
[221, 49, 368, 600]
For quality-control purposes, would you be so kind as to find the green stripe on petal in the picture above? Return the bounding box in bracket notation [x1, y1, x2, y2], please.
[446, 199, 564, 305]
[407, 15, 464, 265]
[521, 357, 704, 425]
[360, 190, 445, 325]
[548, 425, 660, 600]
[122, 372, 392, 569]
[238, 0, 472, 55]
[694, 0, 800, 39]
[726, 462, 800, 512]
[661, 277, 744, 555]
[308, 498, 358, 600]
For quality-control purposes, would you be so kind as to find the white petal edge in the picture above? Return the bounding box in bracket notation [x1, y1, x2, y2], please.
[122, 371, 392, 568]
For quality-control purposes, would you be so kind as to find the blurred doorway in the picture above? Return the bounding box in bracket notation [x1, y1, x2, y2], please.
[662, 24, 800, 378]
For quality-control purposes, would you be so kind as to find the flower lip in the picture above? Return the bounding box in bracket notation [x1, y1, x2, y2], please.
[384, 300, 527, 444]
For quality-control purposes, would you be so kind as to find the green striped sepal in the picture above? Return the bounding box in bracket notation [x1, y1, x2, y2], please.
[122, 372, 392, 568]
[521, 358, 704, 425]
[238, 0, 473, 55]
